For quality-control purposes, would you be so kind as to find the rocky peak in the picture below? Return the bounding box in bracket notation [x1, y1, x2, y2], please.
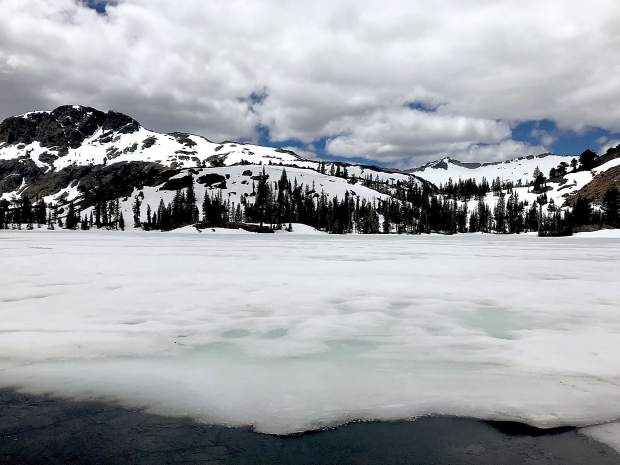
[0, 105, 140, 150]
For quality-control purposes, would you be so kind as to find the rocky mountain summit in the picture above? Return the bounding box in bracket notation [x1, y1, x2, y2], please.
[0, 105, 306, 172]
[0, 106, 139, 150]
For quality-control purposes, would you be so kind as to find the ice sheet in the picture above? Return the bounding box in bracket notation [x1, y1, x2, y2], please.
[1, 231, 619, 447]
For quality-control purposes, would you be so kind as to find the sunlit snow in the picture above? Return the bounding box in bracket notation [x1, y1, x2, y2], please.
[1, 231, 619, 446]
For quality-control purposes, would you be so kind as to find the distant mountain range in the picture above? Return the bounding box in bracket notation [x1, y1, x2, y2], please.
[1, 105, 618, 233]
[409, 152, 620, 207]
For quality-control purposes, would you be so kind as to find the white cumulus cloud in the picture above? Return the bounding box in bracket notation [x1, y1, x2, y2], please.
[1, 0, 618, 166]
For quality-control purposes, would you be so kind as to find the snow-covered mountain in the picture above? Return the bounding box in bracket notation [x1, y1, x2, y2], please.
[410, 152, 620, 210]
[0, 105, 418, 181]
[1, 105, 618, 234]
[0, 105, 310, 171]
[409, 154, 577, 186]
[0, 105, 426, 232]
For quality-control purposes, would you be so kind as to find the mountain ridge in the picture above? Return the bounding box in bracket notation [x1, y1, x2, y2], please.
[409, 153, 560, 172]
[1, 105, 433, 234]
[1, 105, 618, 234]
[0, 105, 309, 172]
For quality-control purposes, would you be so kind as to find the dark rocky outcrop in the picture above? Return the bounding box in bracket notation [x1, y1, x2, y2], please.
[142, 136, 157, 149]
[206, 155, 226, 167]
[573, 166, 620, 204]
[102, 111, 140, 134]
[169, 132, 198, 147]
[197, 173, 226, 187]
[160, 175, 193, 191]
[24, 165, 93, 200]
[0, 159, 46, 195]
[594, 145, 620, 168]
[0, 106, 140, 151]
[1, 161, 174, 206]
[76, 163, 175, 206]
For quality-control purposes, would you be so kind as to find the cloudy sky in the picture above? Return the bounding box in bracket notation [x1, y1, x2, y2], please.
[1, 0, 619, 168]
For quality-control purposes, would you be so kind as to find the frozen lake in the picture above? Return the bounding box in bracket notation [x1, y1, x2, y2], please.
[1, 230, 620, 448]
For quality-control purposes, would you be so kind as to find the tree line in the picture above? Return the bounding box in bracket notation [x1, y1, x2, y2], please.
[1, 163, 618, 234]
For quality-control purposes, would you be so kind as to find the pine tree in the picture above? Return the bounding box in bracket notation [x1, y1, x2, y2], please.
[526, 202, 538, 231]
[255, 167, 269, 228]
[171, 189, 185, 227]
[146, 204, 152, 230]
[47, 210, 54, 230]
[0, 199, 8, 229]
[602, 187, 619, 227]
[52, 204, 60, 227]
[20, 195, 33, 227]
[579, 149, 598, 171]
[382, 210, 391, 233]
[572, 197, 592, 225]
[101, 201, 108, 227]
[132, 195, 142, 228]
[532, 167, 547, 193]
[158, 199, 168, 231]
[506, 192, 523, 234]
[95, 202, 101, 228]
[185, 178, 198, 223]
[468, 210, 480, 232]
[114, 199, 121, 229]
[65, 203, 79, 230]
[477, 197, 489, 232]
[35, 199, 46, 226]
[494, 194, 507, 233]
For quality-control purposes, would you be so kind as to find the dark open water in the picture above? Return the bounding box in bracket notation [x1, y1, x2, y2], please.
[1, 389, 618, 465]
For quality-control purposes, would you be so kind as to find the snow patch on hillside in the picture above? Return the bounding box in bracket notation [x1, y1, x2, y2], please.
[593, 157, 620, 174]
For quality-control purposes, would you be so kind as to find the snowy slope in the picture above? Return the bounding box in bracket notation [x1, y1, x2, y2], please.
[74, 164, 396, 228]
[410, 152, 620, 210]
[453, 168, 600, 215]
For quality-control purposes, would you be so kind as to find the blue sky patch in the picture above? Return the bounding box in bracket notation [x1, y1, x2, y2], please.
[81, 0, 115, 15]
[512, 119, 619, 156]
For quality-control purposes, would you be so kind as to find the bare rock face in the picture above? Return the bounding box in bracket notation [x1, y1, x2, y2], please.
[595, 145, 620, 168]
[574, 166, 620, 204]
[169, 132, 199, 147]
[0, 106, 139, 150]
[0, 159, 46, 194]
[196, 173, 226, 187]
